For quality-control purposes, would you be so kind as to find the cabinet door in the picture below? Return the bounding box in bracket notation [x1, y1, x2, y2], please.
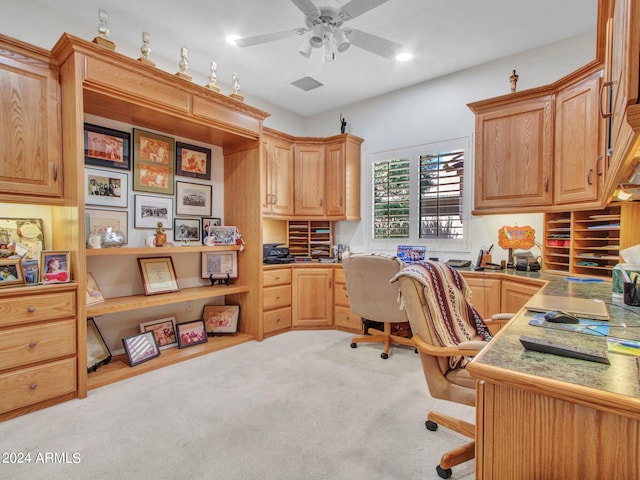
[554, 74, 601, 205]
[0, 37, 62, 201]
[263, 137, 294, 216]
[325, 142, 346, 217]
[294, 143, 325, 216]
[500, 280, 541, 314]
[473, 96, 553, 211]
[292, 268, 333, 327]
[464, 277, 501, 319]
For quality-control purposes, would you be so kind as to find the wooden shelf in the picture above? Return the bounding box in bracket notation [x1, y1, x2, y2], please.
[87, 284, 249, 316]
[87, 333, 254, 390]
[86, 245, 240, 256]
[287, 220, 333, 259]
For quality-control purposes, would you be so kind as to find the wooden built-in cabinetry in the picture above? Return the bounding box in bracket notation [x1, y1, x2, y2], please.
[262, 268, 293, 336]
[262, 131, 294, 217]
[333, 268, 362, 332]
[287, 220, 333, 259]
[292, 267, 334, 328]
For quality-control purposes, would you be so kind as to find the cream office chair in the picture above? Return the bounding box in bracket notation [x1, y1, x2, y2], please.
[391, 260, 511, 479]
[341, 254, 414, 359]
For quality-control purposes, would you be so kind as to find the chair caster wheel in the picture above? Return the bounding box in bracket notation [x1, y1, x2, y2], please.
[426, 420, 438, 431]
[436, 465, 452, 479]
[350, 342, 357, 349]
[381, 352, 389, 359]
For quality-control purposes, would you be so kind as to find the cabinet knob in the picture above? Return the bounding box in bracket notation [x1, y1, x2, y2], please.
[27, 306, 36, 313]
[28, 341, 37, 349]
[29, 383, 38, 390]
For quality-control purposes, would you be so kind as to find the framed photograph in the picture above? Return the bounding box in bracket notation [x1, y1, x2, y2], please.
[134, 194, 173, 229]
[0, 217, 44, 262]
[87, 318, 112, 373]
[176, 319, 208, 348]
[204, 226, 238, 245]
[86, 272, 105, 306]
[201, 251, 238, 279]
[176, 181, 212, 216]
[137, 256, 180, 295]
[122, 331, 160, 367]
[133, 128, 175, 195]
[173, 218, 201, 242]
[86, 208, 128, 245]
[84, 123, 131, 170]
[140, 316, 178, 350]
[203, 305, 239, 334]
[22, 258, 39, 285]
[0, 258, 25, 288]
[176, 142, 211, 180]
[202, 217, 222, 243]
[40, 251, 71, 284]
[85, 167, 129, 208]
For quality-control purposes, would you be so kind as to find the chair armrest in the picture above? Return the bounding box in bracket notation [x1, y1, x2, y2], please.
[486, 312, 514, 327]
[412, 335, 488, 357]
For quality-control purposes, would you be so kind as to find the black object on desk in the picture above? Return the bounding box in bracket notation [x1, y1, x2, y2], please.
[519, 335, 610, 364]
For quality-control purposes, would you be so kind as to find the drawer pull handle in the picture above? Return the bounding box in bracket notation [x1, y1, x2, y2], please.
[275, 296, 280, 300]
[27, 306, 36, 313]
[29, 383, 37, 390]
[29, 342, 37, 348]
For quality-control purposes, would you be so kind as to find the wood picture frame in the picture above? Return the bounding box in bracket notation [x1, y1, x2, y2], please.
[176, 181, 212, 216]
[0, 258, 25, 288]
[122, 331, 160, 367]
[140, 316, 178, 350]
[176, 319, 208, 348]
[86, 208, 128, 245]
[84, 123, 131, 170]
[84, 167, 129, 208]
[201, 250, 238, 279]
[203, 304, 239, 334]
[134, 194, 173, 229]
[175, 142, 211, 180]
[173, 218, 201, 242]
[133, 128, 175, 195]
[87, 317, 112, 373]
[137, 256, 180, 295]
[40, 251, 71, 284]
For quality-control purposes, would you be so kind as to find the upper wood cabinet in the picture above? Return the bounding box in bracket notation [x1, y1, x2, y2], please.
[294, 142, 326, 216]
[469, 93, 554, 213]
[262, 132, 294, 217]
[554, 72, 603, 206]
[0, 35, 62, 203]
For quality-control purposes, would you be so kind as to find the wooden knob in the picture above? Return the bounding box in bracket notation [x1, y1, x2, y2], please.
[29, 384, 37, 390]
[29, 342, 37, 348]
[27, 306, 36, 313]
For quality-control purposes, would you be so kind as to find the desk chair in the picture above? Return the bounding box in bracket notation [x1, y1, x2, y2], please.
[342, 254, 414, 359]
[391, 261, 511, 479]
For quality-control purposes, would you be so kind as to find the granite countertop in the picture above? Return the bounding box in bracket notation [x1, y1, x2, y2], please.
[469, 270, 640, 403]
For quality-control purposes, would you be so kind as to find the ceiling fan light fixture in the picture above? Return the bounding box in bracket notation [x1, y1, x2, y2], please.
[396, 52, 413, 62]
[298, 35, 312, 58]
[334, 28, 350, 53]
[309, 24, 325, 48]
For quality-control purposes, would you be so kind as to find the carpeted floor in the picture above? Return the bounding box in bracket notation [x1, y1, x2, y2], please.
[0, 330, 475, 479]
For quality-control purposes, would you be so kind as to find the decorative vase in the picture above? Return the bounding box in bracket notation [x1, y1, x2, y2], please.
[100, 228, 125, 248]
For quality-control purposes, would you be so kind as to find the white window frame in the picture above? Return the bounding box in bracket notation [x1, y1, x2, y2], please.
[366, 136, 472, 254]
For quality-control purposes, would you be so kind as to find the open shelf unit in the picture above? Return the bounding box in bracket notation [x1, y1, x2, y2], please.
[543, 212, 572, 273]
[287, 220, 333, 259]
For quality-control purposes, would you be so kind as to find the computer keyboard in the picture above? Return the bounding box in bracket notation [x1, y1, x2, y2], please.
[446, 259, 472, 268]
[519, 335, 610, 364]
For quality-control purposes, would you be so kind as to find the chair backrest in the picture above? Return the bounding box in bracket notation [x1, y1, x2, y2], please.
[341, 254, 408, 324]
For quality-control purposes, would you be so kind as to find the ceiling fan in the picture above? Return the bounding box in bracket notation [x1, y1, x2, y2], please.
[233, 0, 403, 66]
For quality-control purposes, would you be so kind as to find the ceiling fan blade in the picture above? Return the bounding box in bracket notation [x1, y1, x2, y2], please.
[290, 0, 320, 17]
[340, 0, 390, 20]
[346, 28, 403, 60]
[235, 29, 303, 47]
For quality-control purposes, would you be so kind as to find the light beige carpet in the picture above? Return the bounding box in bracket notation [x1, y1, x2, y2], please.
[0, 330, 475, 479]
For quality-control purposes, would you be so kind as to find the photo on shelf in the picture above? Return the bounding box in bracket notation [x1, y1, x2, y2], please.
[140, 316, 178, 350]
[86, 208, 128, 246]
[87, 318, 112, 373]
[0, 257, 25, 288]
[137, 256, 180, 295]
[175, 181, 212, 217]
[204, 226, 238, 245]
[133, 129, 175, 195]
[201, 250, 238, 279]
[173, 218, 201, 242]
[203, 305, 239, 334]
[134, 194, 174, 229]
[175, 141, 211, 180]
[40, 251, 71, 284]
[0, 217, 44, 263]
[86, 272, 105, 306]
[176, 319, 208, 348]
[84, 167, 129, 208]
[202, 217, 221, 243]
[122, 331, 160, 367]
[22, 258, 39, 285]
[84, 123, 131, 171]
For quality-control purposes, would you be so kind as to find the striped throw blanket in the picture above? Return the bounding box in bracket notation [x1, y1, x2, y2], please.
[391, 261, 491, 368]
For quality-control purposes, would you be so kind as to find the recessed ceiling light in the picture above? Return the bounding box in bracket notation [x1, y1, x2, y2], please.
[396, 52, 413, 62]
[226, 35, 241, 45]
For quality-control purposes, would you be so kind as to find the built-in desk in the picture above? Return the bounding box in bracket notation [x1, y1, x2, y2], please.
[467, 273, 640, 479]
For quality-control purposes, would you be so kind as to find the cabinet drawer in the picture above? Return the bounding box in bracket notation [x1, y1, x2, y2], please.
[264, 307, 292, 334]
[0, 358, 76, 414]
[0, 320, 75, 370]
[0, 291, 76, 327]
[263, 268, 292, 287]
[334, 306, 362, 331]
[263, 285, 291, 310]
[334, 268, 346, 284]
[334, 281, 351, 308]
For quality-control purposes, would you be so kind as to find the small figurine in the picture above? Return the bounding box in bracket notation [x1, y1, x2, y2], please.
[340, 114, 347, 134]
[206, 61, 221, 92]
[230, 72, 244, 101]
[92, 9, 116, 50]
[510, 69, 519, 93]
[138, 31, 155, 66]
[154, 222, 167, 247]
[176, 47, 192, 81]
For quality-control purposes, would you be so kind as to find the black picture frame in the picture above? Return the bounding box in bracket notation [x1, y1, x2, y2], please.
[87, 318, 112, 373]
[84, 123, 131, 170]
[173, 217, 201, 242]
[176, 319, 208, 348]
[175, 142, 212, 180]
[122, 331, 160, 367]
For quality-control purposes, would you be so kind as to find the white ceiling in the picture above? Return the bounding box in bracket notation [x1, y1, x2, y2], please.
[29, 0, 598, 117]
